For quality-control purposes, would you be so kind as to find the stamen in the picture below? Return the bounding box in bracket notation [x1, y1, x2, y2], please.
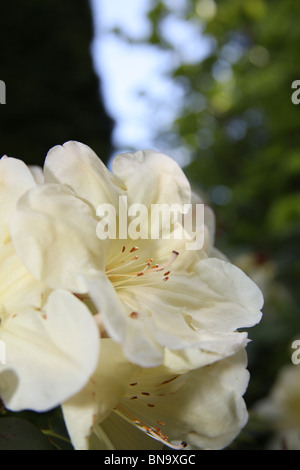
[113, 404, 187, 450]
[106, 245, 139, 273]
[106, 257, 139, 276]
[107, 254, 152, 277]
[136, 259, 153, 276]
[106, 249, 179, 289]
[151, 251, 179, 272]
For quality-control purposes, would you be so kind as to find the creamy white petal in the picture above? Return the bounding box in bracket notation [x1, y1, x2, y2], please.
[112, 149, 191, 208]
[11, 184, 106, 292]
[119, 350, 249, 450]
[62, 339, 139, 450]
[0, 240, 44, 315]
[192, 257, 264, 330]
[162, 334, 247, 373]
[122, 281, 247, 341]
[0, 290, 99, 412]
[82, 274, 164, 367]
[127, 257, 263, 337]
[44, 141, 122, 208]
[29, 165, 44, 184]
[0, 156, 36, 239]
[98, 256, 262, 368]
[83, 254, 262, 368]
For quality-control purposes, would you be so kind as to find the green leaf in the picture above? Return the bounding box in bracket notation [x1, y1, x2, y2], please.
[0, 417, 54, 450]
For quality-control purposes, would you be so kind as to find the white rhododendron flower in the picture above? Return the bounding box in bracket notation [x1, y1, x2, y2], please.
[255, 364, 300, 450]
[0, 156, 100, 412]
[8, 141, 263, 449]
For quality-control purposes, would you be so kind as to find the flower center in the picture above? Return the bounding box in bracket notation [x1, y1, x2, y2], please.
[105, 245, 179, 291]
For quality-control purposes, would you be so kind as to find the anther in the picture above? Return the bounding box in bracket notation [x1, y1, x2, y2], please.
[157, 421, 165, 426]
[130, 311, 139, 319]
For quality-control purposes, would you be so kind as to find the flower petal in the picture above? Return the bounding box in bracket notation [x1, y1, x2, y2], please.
[82, 274, 164, 367]
[131, 257, 263, 338]
[192, 257, 264, 330]
[120, 350, 249, 450]
[62, 339, 139, 450]
[112, 150, 191, 207]
[0, 156, 36, 238]
[0, 239, 44, 315]
[0, 290, 99, 412]
[11, 183, 106, 292]
[100, 255, 262, 368]
[44, 141, 122, 208]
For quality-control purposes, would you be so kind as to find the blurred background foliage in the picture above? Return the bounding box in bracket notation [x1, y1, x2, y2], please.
[0, 0, 299, 450]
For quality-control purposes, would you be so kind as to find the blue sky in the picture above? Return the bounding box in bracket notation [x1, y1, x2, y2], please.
[89, 0, 212, 166]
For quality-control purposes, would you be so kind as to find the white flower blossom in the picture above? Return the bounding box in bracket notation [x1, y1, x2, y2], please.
[8, 141, 263, 448]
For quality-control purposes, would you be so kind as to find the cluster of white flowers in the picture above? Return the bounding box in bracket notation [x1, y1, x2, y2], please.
[0, 141, 263, 450]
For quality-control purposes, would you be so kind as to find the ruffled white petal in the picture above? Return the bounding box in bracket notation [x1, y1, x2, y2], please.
[0, 156, 36, 240]
[0, 240, 44, 315]
[62, 339, 139, 450]
[0, 290, 99, 412]
[44, 141, 122, 209]
[86, 255, 262, 368]
[192, 257, 264, 330]
[80, 350, 250, 450]
[29, 165, 44, 184]
[82, 274, 164, 367]
[112, 149, 191, 208]
[11, 184, 106, 292]
[119, 350, 249, 450]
